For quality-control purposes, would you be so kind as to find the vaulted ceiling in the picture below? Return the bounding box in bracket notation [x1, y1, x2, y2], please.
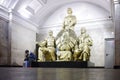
[0, 0, 117, 28]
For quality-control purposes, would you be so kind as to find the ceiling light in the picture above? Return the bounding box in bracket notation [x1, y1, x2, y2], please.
[26, 0, 43, 14]
[111, 32, 114, 35]
[0, 0, 4, 5]
[114, 0, 120, 3]
[18, 6, 32, 18]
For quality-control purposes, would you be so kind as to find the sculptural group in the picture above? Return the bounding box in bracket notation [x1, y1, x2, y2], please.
[37, 8, 93, 62]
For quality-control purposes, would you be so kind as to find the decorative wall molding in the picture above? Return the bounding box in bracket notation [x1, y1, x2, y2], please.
[38, 0, 47, 5]
[114, 0, 120, 4]
[0, 5, 9, 20]
[0, 6, 39, 33]
[39, 17, 112, 29]
[0, 7, 39, 33]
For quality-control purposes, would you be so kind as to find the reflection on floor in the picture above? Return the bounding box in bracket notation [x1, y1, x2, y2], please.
[0, 68, 120, 80]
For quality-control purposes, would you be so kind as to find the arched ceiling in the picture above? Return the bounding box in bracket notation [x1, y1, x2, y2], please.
[0, 0, 113, 28]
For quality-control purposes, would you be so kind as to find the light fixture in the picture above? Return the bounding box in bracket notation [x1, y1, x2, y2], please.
[111, 32, 114, 35]
[18, 6, 32, 18]
[114, 0, 118, 1]
[26, 0, 43, 14]
[114, 0, 120, 3]
[0, 0, 4, 5]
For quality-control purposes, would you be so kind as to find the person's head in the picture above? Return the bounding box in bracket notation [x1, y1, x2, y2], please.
[25, 50, 29, 54]
[67, 8, 72, 15]
[49, 30, 53, 36]
[25, 50, 29, 57]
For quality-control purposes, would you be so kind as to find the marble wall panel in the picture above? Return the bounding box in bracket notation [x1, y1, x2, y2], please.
[115, 3, 120, 66]
[0, 17, 9, 65]
[11, 21, 36, 65]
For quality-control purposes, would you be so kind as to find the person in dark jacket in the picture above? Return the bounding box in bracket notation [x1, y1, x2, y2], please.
[29, 52, 36, 67]
[24, 50, 29, 61]
[23, 50, 30, 67]
[29, 52, 36, 62]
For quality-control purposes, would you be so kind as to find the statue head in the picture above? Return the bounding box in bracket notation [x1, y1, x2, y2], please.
[48, 30, 53, 36]
[67, 8, 72, 15]
[81, 27, 86, 34]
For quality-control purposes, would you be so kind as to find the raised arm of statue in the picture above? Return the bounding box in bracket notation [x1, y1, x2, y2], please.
[85, 34, 93, 46]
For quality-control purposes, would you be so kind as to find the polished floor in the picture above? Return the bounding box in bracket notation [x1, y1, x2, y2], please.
[0, 68, 120, 80]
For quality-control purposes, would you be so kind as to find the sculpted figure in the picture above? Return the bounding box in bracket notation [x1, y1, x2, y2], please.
[59, 31, 71, 51]
[46, 30, 56, 61]
[38, 40, 52, 61]
[73, 44, 81, 61]
[55, 8, 78, 61]
[63, 8, 77, 30]
[78, 27, 93, 61]
[57, 31, 72, 61]
[56, 8, 77, 41]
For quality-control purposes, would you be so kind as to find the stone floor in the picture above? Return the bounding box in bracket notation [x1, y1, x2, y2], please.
[0, 68, 120, 80]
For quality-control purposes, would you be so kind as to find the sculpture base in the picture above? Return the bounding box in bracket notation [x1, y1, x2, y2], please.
[31, 61, 87, 68]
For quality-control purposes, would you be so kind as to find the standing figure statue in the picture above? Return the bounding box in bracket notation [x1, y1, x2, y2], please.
[78, 27, 93, 61]
[46, 30, 56, 61]
[63, 8, 77, 30]
[56, 8, 77, 43]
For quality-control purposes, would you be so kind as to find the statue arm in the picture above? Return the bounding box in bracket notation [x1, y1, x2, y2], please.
[69, 16, 77, 27]
[62, 17, 67, 29]
[62, 16, 77, 29]
[88, 37, 93, 46]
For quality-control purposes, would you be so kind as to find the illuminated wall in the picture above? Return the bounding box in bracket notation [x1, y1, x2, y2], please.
[11, 20, 36, 65]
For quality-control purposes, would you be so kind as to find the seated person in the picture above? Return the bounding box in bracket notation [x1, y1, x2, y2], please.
[24, 50, 29, 61]
[29, 52, 36, 62]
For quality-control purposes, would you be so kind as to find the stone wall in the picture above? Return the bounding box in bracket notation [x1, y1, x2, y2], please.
[0, 17, 10, 65]
[115, 2, 120, 67]
[11, 21, 36, 66]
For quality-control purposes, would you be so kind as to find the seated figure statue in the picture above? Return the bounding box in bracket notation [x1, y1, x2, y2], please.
[56, 8, 78, 61]
[38, 40, 52, 61]
[38, 30, 56, 62]
[56, 31, 72, 61]
[73, 43, 81, 61]
[46, 30, 56, 61]
[78, 27, 93, 61]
